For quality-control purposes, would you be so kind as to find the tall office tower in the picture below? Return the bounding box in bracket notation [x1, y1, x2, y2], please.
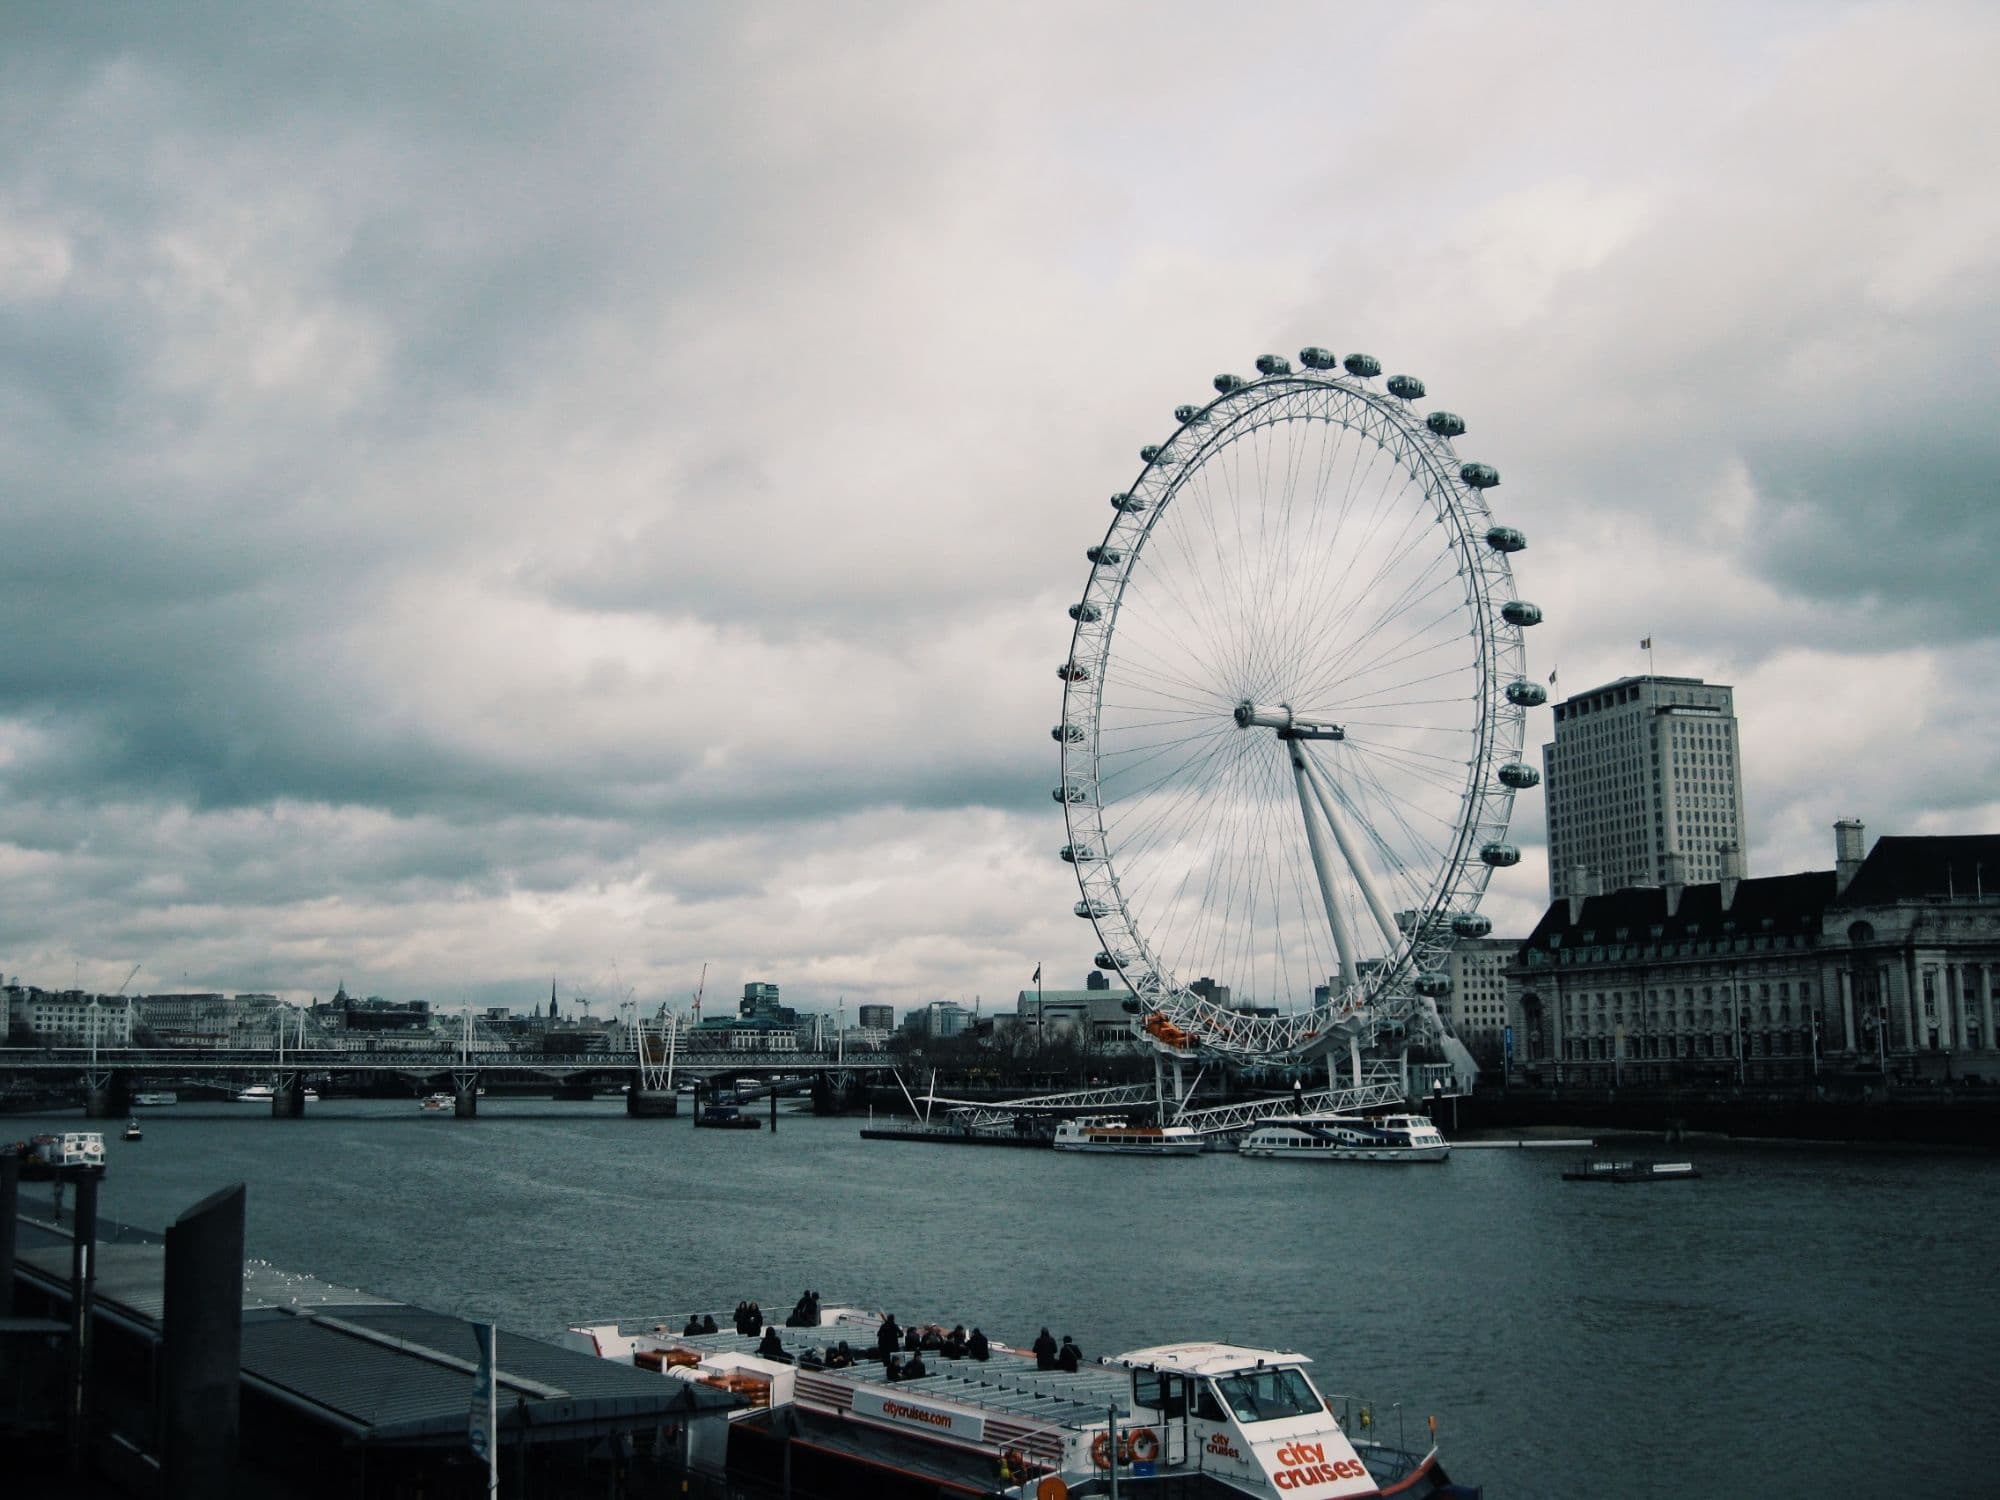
[1543, 674, 1746, 901]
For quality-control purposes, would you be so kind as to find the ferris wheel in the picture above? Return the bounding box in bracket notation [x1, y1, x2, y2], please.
[1054, 348, 1542, 1072]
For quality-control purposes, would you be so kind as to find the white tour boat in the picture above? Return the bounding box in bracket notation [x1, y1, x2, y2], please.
[131, 1091, 179, 1107]
[233, 1084, 276, 1103]
[1053, 1115, 1203, 1156]
[566, 1301, 1466, 1498]
[419, 1092, 455, 1113]
[1238, 1112, 1450, 1163]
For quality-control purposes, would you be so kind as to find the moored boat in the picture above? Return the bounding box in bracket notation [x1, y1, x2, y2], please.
[131, 1090, 179, 1107]
[419, 1092, 455, 1113]
[1238, 1112, 1450, 1163]
[566, 1301, 1467, 1498]
[694, 1104, 761, 1130]
[233, 1084, 276, 1103]
[1052, 1115, 1202, 1155]
[1562, 1158, 1700, 1183]
[5, 1131, 108, 1179]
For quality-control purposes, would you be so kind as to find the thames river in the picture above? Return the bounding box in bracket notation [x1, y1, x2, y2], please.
[15, 1100, 1999, 1497]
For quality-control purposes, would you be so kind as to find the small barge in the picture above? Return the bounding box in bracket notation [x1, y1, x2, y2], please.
[1563, 1159, 1700, 1183]
[568, 1301, 1471, 1497]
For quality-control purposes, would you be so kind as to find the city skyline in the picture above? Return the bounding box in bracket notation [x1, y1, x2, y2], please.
[2, 4, 1995, 1012]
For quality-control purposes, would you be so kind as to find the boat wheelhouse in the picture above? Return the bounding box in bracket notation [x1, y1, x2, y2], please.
[1237, 1113, 1450, 1163]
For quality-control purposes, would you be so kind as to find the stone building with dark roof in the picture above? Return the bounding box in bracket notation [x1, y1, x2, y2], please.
[1510, 822, 2000, 1086]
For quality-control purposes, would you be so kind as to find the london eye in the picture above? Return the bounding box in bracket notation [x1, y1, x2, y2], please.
[1054, 349, 1540, 1083]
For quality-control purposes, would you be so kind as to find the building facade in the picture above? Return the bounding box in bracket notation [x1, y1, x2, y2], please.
[1444, 937, 1518, 1064]
[1544, 674, 1746, 901]
[856, 1004, 893, 1032]
[1512, 825, 2000, 1086]
[8, 988, 134, 1045]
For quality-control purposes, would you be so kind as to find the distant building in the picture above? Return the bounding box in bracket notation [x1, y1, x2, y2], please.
[1010, 989, 1136, 1048]
[14, 989, 132, 1045]
[1445, 937, 1518, 1060]
[1544, 674, 1746, 901]
[856, 1004, 893, 1031]
[1512, 823, 2000, 1085]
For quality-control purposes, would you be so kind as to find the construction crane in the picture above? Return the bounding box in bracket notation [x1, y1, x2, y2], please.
[116, 963, 142, 996]
[692, 962, 707, 1026]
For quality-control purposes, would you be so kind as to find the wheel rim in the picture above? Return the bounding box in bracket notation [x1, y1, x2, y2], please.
[1056, 359, 1530, 1061]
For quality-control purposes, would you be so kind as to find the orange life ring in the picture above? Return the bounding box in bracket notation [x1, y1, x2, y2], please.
[1127, 1427, 1160, 1464]
[1090, 1431, 1113, 1469]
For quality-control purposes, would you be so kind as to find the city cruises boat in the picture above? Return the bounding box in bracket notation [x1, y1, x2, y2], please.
[233, 1084, 276, 1103]
[1563, 1158, 1701, 1183]
[566, 1302, 1467, 1498]
[131, 1090, 178, 1107]
[419, 1092, 455, 1113]
[122, 1119, 143, 1142]
[1238, 1112, 1450, 1163]
[694, 1103, 762, 1130]
[1052, 1115, 1203, 1155]
[6, 1131, 108, 1179]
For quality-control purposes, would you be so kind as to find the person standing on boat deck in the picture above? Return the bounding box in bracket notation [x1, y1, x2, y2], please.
[683, 1313, 703, 1336]
[1057, 1335, 1081, 1372]
[1033, 1327, 1059, 1371]
[968, 1327, 990, 1361]
[877, 1314, 901, 1362]
[701, 1313, 717, 1334]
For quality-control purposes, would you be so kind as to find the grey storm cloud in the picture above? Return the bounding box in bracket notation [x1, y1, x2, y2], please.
[1, 1, 1996, 1008]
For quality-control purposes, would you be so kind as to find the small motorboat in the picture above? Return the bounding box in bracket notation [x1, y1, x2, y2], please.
[694, 1104, 761, 1130]
[122, 1120, 143, 1142]
[419, 1092, 456, 1114]
[1562, 1159, 1701, 1183]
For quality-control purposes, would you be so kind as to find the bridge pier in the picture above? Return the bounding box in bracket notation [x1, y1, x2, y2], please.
[270, 1082, 305, 1118]
[454, 1082, 478, 1118]
[626, 1089, 678, 1118]
[83, 1087, 116, 1120]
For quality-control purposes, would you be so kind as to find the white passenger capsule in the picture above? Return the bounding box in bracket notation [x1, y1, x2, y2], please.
[1485, 526, 1527, 553]
[1087, 544, 1124, 564]
[1069, 602, 1102, 623]
[1057, 661, 1089, 681]
[1298, 347, 1339, 370]
[1111, 492, 1148, 513]
[1387, 374, 1425, 400]
[1052, 724, 1085, 744]
[1480, 842, 1522, 867]
[1213, 373, 1246, 393]
[1343, 353, 1382, 377]
[1074, 898, 1111, 918]
[1426, 411, 1466, 437]
[1505, 679, 1547, 707]
[1460, 462, 1500, 489]
[1060, 844, 1099, 863]
[1254, 353, 1292, 376]
[1497, 762, 1540, 789]
[1501, 600, 1542, 627]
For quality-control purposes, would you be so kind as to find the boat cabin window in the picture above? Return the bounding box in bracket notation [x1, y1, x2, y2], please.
[1134, 1369, 1189, 1418]
[1213, 1367, 1324, 1424]
[1195, 1383, 1228, 1422]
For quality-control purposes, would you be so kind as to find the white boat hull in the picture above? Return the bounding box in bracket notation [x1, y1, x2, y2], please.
[1238, 1141, 1449, 1162]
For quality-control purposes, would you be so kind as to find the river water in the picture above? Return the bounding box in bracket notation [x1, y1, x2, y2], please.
[14, 1100, 1997, 1498]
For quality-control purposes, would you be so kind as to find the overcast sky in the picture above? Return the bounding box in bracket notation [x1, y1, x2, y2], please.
[2, 2, 1994, 1016]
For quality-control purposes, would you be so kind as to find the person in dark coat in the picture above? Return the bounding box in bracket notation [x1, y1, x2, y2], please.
[884, 1353, 904, 1382]
[942, 1325, 967, 1359]
[746, 1302, 763, 1335]
[757, 1326, 791, 1364]
[905, 1324, 923, 1353]
[877, 1314, 901, 1362]
[903, 1350, 927, 1379]
[683, 1313, 703, 1336]
[1057, 1335, 1081, 1373]
[1033, 1327, 1058, 1371]
[701, 1314, 718, 1334]
[968, 1327, 990, 1361]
